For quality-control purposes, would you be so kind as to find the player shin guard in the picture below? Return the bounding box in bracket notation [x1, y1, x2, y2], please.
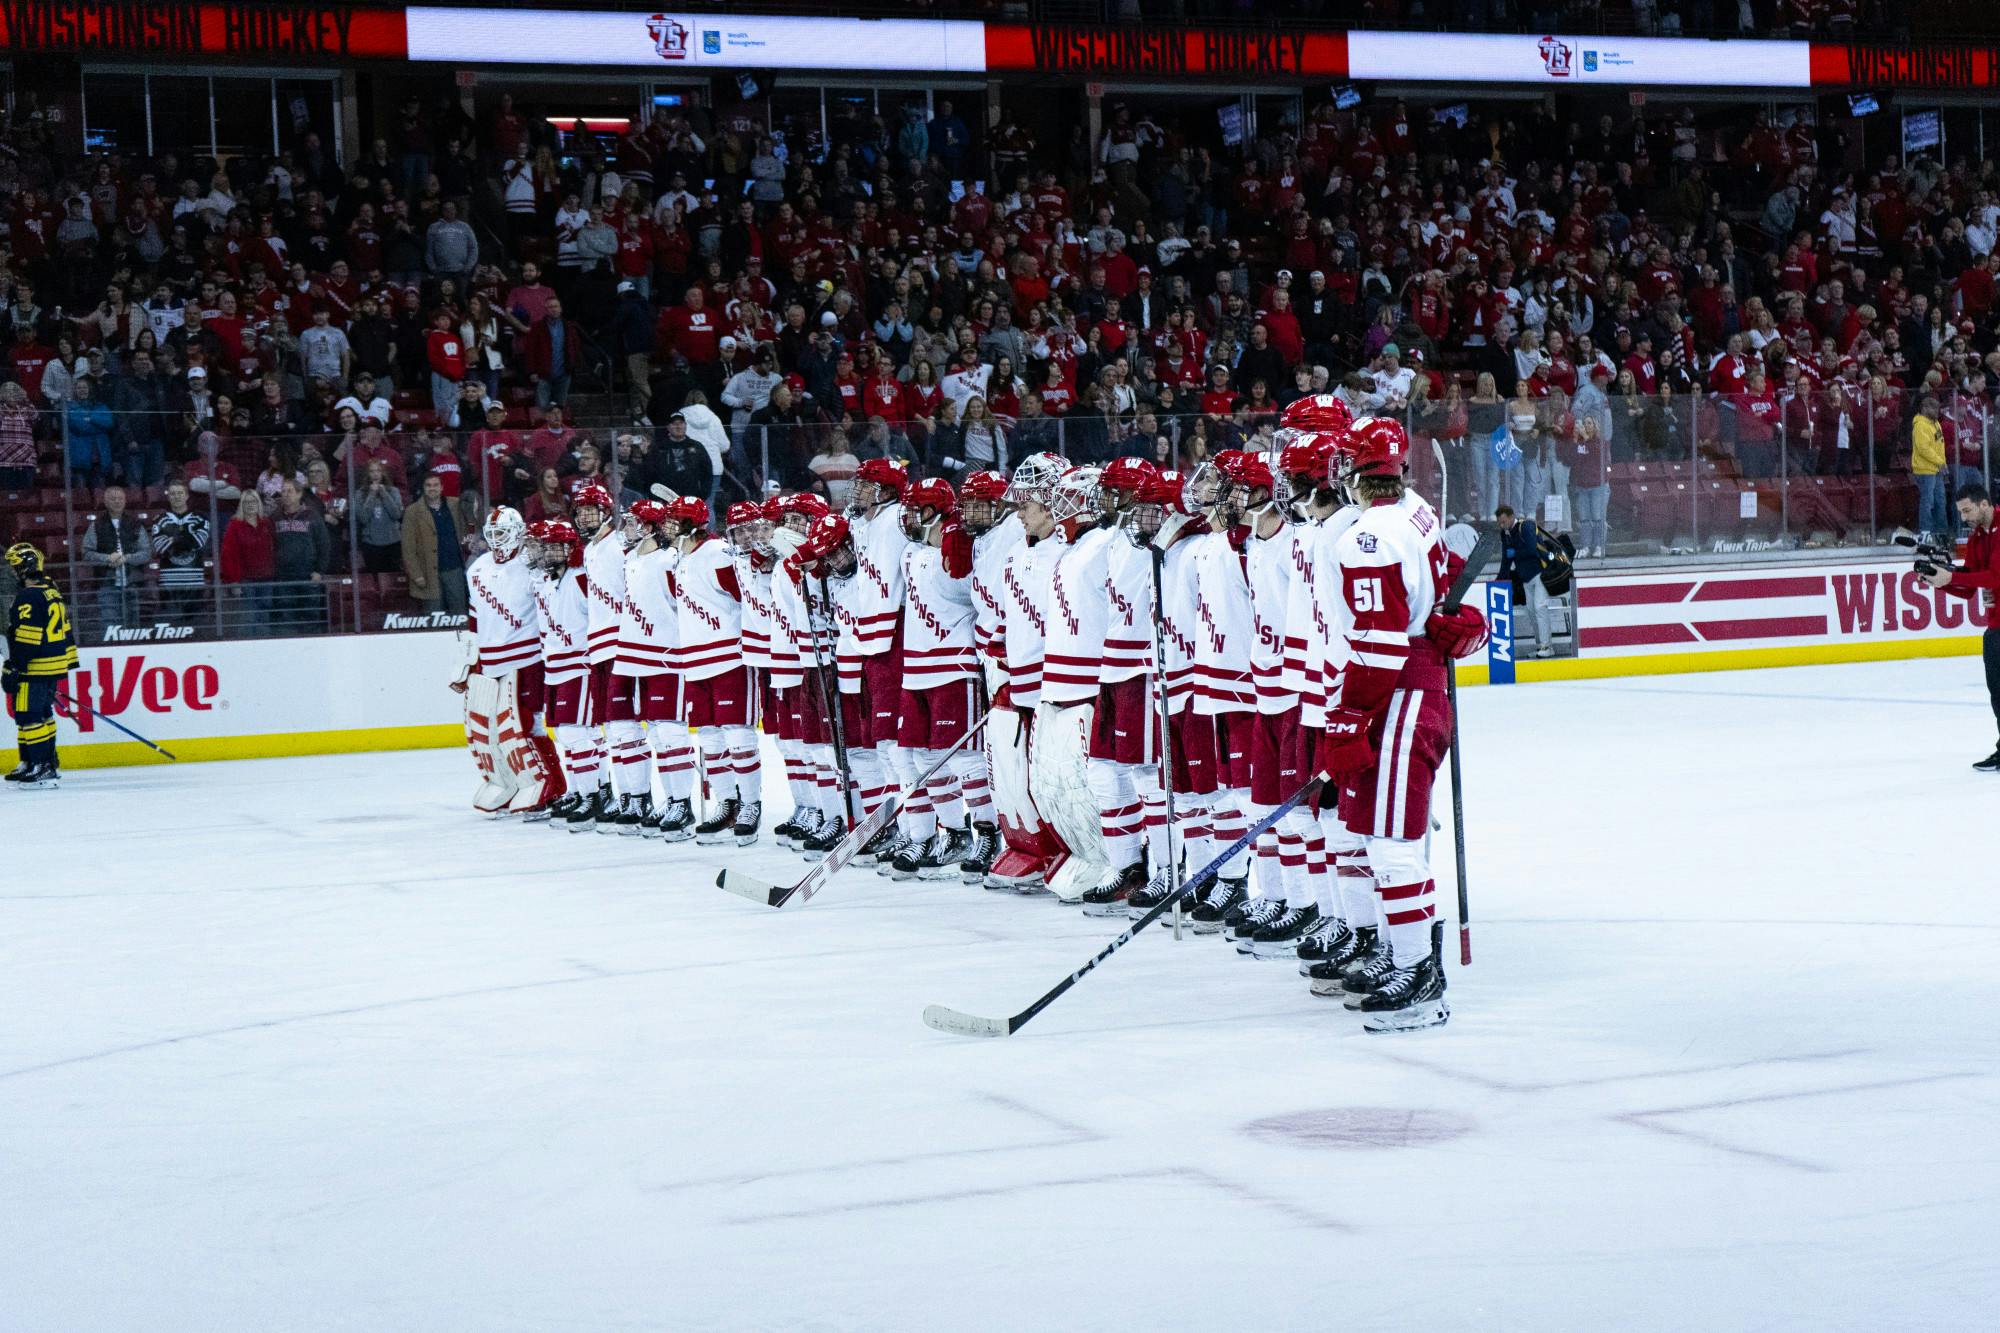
[847, 745, 887, 816]
[1087, 758, 1143, 870]
[652, 725, 698, 801]
[1212, 792, 1252, 882]
[1132, 764, 1165, 870]
[929, 762, 965, 833]
[1366, 835, 1436, 967]
[556, 725, 600, 791]
[1242, 800, 1279, 901]
[1279, 807, 1317, 906]
[606, 719, 647, 797]
[952, 750, 993, 825]
[698, 729, 732, 800]
[723, 725, 761, 802]
[1176, 797, 1214, 878]
[1298, 815, 1330, 918]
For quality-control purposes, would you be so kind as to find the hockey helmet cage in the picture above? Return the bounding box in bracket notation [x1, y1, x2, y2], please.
[1005, 451, 1070, 507]
[482, 506, 527, 561]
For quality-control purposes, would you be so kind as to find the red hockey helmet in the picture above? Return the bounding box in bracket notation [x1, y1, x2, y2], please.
[1339, 416, 1412, 480]
[1217, 451, 1276, 494]
[959, 470, 1010, 503]
[1099, 456, 1161, 500]
[802, 512, 855, 569]
[527, 518, 584, 568]
[725, 500, 765, 528]
[759, 496, 786, 522]
[904, 476, 958, 514]
[665, 496, 711, 530]
[1143, 469, 1190, 512]
[571, 482, 614, 517]
[1278, 435, 1335, 486]
[1278, 392, 1353, 435]
[854, 455, 909, 497]
[628, 498, 670, 527]
[774, 491, 832, 533]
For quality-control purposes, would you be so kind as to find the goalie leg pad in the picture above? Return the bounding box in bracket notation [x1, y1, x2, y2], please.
[464, 673, 518, 813]
[1033, 700, 1106, 901]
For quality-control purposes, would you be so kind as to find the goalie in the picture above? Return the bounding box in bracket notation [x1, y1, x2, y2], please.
[456, 507, 560, 818]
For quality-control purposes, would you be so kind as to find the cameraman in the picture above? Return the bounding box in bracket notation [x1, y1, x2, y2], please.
[1923, 483, 2000, 771]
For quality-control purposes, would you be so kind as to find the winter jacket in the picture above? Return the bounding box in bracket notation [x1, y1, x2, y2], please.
[271, 505, 330, 581]
[64, 397, 115, 472]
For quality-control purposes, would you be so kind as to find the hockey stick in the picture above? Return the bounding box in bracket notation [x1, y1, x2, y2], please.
[807, 574, 859, 825]
[716, 706, 993, 908]
[922, 771, 1327, 1039]
[54, 688, 178, 760]
[1147, 544, 1182, 941]
[1437, 529, 1502, 967]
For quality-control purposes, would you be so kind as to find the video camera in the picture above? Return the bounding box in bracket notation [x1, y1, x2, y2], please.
[1890, 528, 1954, 578]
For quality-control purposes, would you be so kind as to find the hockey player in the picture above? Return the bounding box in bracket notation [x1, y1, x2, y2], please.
[956, 471, 1018, 884]
[665, 496, 762, 845]
[1118, 470, 1217, 919]
[1311, 417, 1486, 1031]
[805, 511, 887, 854]
[4, 542, 77, 788]
[1079, 457, 1163, 915]
[1182, 454, 1260, 933]
[845, 458, 913, 866]
[620, 498, 699, 841]
[577, 483, 649, 832]
[993, 453, 1071, 895]
[889, 478, 988, 880]
[457, 507, 561, 818]
[1031, 462, 1118, 905]
[526, 519, 600, 828]
[767, 493, 839, 851]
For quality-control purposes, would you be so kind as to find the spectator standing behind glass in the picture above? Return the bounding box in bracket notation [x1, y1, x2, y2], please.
[523, 466, 570, 525]
[460, 294, 504, 399]
[1534, 387, 1575, 526]
[1569, 414, 1611, 558]
[609, 281, 656, 424]
[65, 376, 116, 490]
[1912, 395, 1949, 540]
[524, 297, 582, 411]
[425, 200, 479, 298]
[298, 306, 350, 387]
[271, 478, 330, 631]
[0, 382, 36, 490]
[809, 428, 860, 509]
[219, 488, 274, 634]
[1611, 368, 1648, 462]
[82, 485, 147, 636]
[402, 474, 467, 615]
[355, 460, 406, 574]
[424, 309, 466, 422]
[151, 480, 210, 624]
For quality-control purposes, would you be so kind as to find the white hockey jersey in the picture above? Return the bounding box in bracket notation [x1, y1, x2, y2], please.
[734, 552, 777, 673]
[829, 568, 864, 695]
[1301, 506, 1363, 728]
[533, 567, 590, 686]
[851, 502, 908, 659]
[1100, 536, 1154, 686]
[616, 544, 679, 678]
[1156, 535, 1201, 715]
[998, 530, 1065, 708]
[670, 535, 744, 682]
[768, 562, 812, 692]
[1245, 520, 1300, 716]
[901, 543, 978, 691]
[466, 550, 541, 674]
[971, 514, 1025, 671]
[1332, 491, 1451, 710]
[582, 532, 627, 666]
[1191, 530, 1256, 715]
[1042, 523, 1119, 705]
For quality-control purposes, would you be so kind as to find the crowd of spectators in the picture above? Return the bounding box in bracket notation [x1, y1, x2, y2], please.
[1, 45, 1996, 639]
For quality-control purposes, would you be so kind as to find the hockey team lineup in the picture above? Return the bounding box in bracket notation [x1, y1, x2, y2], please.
[459, 394, 1491, 1034]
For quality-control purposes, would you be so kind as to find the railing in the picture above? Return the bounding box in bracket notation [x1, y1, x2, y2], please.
[9, 386, 1975, 646]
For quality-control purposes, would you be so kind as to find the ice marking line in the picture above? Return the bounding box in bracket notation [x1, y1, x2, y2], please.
[1615, 1073, 1983, 1174]
[724, 1166, 1353, 1231]
[1368, 1047, 1869, 1095]
[649, 1093, 1102, 1195]
[1557, 682, 1988, 708]
[0, 942, 991, 1083]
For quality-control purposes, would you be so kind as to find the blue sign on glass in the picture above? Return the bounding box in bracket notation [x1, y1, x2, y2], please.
[1485, 581, 1515, 685]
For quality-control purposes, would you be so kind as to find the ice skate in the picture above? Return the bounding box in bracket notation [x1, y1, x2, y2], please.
[1307, 926, 1375, 996]
[11, 760, 59, 790]
[1358, 954, 1450, 1032]
[1339, 939, 1402, 1009]
[598, 792, 640, 834]
[564, 786, 610, 832]
[957, 823, 998, 884]
[1974, 748, 2000, 773]
[921, 827, 973, 881]
[1187, 878, 1246, 934]
[693, 797, 739, 846]
[1297, 917, 1349, 975]
[732, 800, 762, 847]
[772, 810, 807, 850]
[1243, 902, 1320, 959]
[543, 791, 582, 826]
[889, 833, 929, 881]
[1225, 894, 1285, 946]
[800, 814, 846, 855]
[656, 797, 695, 843]
[1079, 862, 1147, 917]
[853, 822, 899, 868]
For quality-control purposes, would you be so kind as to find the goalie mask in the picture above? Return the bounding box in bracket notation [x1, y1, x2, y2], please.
[1046, 464, 1104, 538]
[1005, 451, 1069, 509]
[482, 506, 527, 562]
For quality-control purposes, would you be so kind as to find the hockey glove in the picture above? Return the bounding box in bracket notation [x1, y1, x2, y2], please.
[940, 520, 973, 579]
[1426, 602, 1489, 659]
[1, 664, 17, 698]
[1315, 706, 1378, 781]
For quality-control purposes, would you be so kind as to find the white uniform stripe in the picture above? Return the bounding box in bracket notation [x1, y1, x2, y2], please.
[1374, 689, 1415, 838]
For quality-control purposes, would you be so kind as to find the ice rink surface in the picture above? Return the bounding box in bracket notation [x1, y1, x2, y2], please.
[4, 657, 1997, 1332]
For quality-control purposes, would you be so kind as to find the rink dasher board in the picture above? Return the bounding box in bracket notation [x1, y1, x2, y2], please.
[1459, 559, 1988, 686]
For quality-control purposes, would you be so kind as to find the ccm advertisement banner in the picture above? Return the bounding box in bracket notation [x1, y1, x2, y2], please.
[14, 631, 465, 767]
